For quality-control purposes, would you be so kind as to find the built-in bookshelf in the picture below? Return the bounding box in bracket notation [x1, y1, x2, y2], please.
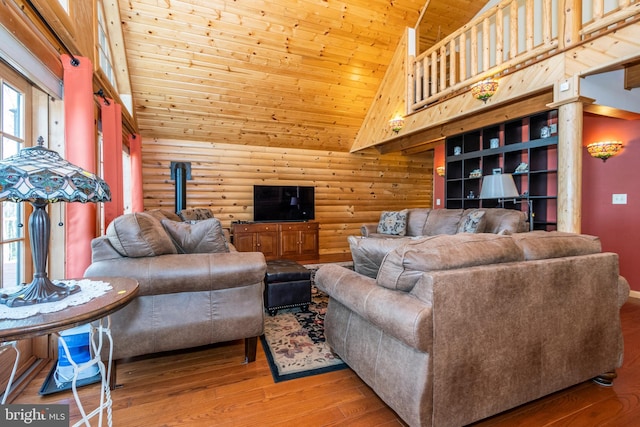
[445, 111, 558, 231]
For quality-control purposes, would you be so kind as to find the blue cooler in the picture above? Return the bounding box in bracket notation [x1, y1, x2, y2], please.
[55, 324, 99, 385]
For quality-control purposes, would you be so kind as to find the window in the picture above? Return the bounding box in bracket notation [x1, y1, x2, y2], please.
[1, 68, 28, 289]
[57, 0, 69, 13]
[97, 130, 107, 235]
[97, 2, 117, 89]
[122, 146, 132, 214]
[0, 60, 35, 400]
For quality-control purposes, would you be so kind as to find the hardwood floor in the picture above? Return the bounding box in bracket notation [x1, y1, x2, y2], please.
[12, 298, 640, 426]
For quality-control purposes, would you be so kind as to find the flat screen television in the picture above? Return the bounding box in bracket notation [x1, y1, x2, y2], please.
[253, 185, 315, 222]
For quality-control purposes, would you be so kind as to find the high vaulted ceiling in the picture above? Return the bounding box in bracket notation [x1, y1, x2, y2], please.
[118, 0, 487, 152]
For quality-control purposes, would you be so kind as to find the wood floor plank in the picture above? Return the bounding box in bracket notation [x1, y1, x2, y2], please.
[10, 298, 640, 426]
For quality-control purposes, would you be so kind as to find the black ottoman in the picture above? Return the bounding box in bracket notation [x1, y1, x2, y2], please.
[264, 259, 312, 316]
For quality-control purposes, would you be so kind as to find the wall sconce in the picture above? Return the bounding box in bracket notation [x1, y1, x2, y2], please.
[587, 141, 623, 162]
[389, 116, 404, 133]
[471, 79, 499, 103]
[436, 166, 445, 177]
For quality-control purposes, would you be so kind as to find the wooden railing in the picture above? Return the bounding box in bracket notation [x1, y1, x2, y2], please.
[409, 0, 639, 112]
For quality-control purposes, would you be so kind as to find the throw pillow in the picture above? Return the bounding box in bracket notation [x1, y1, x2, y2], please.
[377, 210, 408, 236]
[106, 212, 177, 258]
[178, 208, 215, 222]
[457, 210, 486, 233]
[161, 218, 230, 254]
[348, 235, 412, 278]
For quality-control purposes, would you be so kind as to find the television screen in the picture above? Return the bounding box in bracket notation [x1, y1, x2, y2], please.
[253, 185, 315, 222]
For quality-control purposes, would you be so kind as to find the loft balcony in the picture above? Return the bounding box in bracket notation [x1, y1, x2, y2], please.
[352, 0, 640, 154]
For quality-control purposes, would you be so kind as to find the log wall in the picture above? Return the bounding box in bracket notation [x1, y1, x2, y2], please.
[142, 139, 433, 259]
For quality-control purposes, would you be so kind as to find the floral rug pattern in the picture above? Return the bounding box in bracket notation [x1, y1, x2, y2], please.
[261, 278, 348, 382]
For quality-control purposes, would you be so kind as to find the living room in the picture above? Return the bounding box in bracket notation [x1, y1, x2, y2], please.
[1, 0, 640, 425]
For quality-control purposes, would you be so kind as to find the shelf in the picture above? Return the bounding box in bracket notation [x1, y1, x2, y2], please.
[444, 110, 558, 230]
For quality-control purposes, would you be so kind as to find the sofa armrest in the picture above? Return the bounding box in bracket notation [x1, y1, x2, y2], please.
[618, 275, 630, 308]
[360, 223, 378, 237]
[315, 264, 432, 352]
[85, 251, 266, 297]
[90, 236, 124, 262]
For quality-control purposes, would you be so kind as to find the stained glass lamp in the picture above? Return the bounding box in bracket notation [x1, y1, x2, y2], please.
[0, 137, 111, 307]
[471, 79, 499, 103]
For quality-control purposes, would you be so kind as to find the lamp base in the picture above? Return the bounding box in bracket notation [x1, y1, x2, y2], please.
[0, 276, 81, 307]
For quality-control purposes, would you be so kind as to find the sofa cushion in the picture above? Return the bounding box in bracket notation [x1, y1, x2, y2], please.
[456, 209, 486, 233]
[377, 210, 408, 236]
[510, 231, 601, 260]
[376, 234, 524, 292]
[406, 208, 431, 236]
[422, 209, 464, 236]
[348, 235, 413, 278]
[106, 212, 177, 258]
[178, 208, 215, 222]
[161, 218, 230, 254]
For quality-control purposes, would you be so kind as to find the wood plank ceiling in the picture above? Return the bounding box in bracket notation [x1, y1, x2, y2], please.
[119, 0, 487, 152]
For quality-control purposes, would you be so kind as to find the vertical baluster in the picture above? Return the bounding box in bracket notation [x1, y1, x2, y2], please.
[483, 17, 491, 71]
[496, 6, 504, 66]
[459, 32, 467, 81]
[594, 0, 604, 19]
[510, 0, 518, 58]
[414, 59, 422, 104]
[470, 25, 478, 77]
[431, 51, 437, 97]
[559, 0, 581, 49]
[543, 0, 553, 44]
[449, 39, 457, 87]
[526, 0, 534, 51]
[423, 56, 430, 98]
[440, 45, 447, 91]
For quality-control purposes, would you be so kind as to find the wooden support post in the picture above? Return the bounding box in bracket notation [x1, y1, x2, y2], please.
[557, 101, 583, 233]
[548, 91, 594, 233]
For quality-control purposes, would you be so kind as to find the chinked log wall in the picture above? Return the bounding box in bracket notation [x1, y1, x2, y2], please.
[141, 139, 433, 259]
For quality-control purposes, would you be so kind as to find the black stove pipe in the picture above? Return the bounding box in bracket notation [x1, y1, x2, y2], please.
[170, 161, 191, 213]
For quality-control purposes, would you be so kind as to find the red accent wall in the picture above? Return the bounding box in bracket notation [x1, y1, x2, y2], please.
[433, 144, 445, 209]
[582, 115, 640, 292]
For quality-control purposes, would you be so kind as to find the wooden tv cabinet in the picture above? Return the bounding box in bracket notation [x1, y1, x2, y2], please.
[232, 221, 319, 261]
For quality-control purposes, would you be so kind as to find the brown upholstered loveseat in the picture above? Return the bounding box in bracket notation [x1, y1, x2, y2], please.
[316, 231, 630, 427]
[84, 210, 266, 379]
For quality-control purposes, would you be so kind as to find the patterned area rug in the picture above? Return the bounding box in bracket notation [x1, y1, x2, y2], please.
[260, 266, 350, 382]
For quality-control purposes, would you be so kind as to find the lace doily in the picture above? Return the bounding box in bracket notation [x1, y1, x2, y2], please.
[0, 279, 113, 320]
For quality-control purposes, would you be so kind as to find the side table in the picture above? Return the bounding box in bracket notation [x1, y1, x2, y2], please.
[0, 277, 138, 427]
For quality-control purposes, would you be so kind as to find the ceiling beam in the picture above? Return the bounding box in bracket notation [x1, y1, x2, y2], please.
[584, 104, 640, 120]
[624, 62, 640, 90]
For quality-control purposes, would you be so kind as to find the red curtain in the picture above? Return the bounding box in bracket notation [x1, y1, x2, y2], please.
[101, 99, 123, 228]
[129, 134, 144, 212]
[62, 54, 96, 279]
